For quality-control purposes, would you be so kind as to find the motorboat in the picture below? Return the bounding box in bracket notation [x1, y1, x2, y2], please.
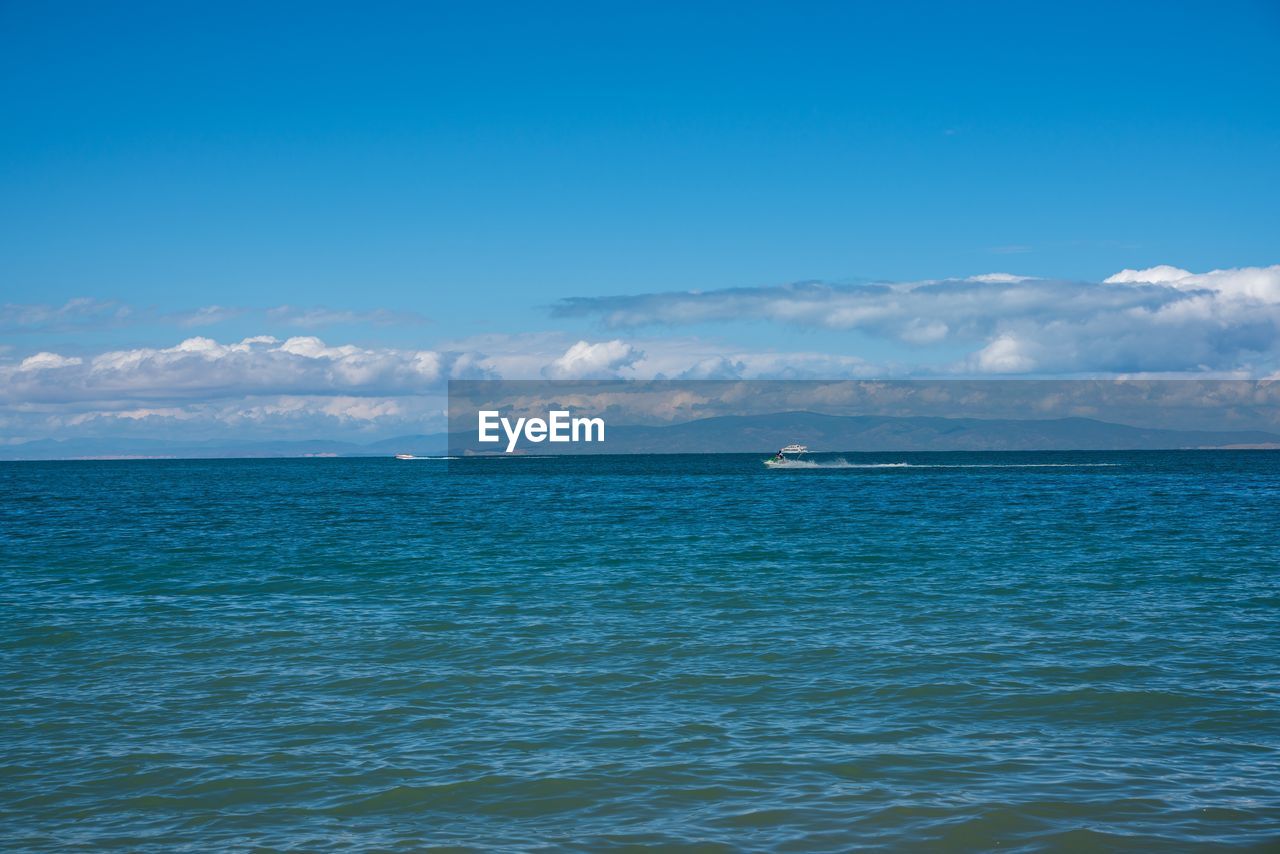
[764, 443, 809, 467]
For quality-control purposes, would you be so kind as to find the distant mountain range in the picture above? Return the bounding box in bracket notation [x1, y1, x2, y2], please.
[3, 411, 1279, 460]
[547, 412, 1280, 454]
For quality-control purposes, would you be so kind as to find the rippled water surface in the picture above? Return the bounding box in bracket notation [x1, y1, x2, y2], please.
[3, 452, 1279, 850]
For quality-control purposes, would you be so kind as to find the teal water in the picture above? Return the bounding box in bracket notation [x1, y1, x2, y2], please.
[2, 452, 1279, 850]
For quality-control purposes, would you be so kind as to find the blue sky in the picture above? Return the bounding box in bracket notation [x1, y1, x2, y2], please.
[2, 1, 1279, 442]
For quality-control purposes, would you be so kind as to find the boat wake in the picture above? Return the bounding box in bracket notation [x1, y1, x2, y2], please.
[765, 459, 1120, 469]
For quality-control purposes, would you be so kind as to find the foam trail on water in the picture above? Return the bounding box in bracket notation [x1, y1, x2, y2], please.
[766, 459, 1120, 469]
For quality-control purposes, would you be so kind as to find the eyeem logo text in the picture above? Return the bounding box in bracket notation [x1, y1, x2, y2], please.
[478, 410, 605, 453]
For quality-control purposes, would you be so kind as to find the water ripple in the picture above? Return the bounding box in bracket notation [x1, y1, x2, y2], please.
[2, 453, 1279, 849]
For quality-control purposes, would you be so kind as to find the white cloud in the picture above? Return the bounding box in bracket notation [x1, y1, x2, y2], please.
[1102, 265, 1195, 285]
[0, 335, 456, 406]
[967, 272, 1032, 283]
[3, 299, 425, 334]
[0, 331, 894, 442]
[66, 407, 196, 426]
[266, 305, 426, 328]
[48, 395, 437, 441]
[436, 332, 879, 382]
[1104, 264, 1280, 301]
[553, 265, 1280, 374]
[971, 335, 1037, 373]
[542, 340, 643, 379]
[171, 305, 246, 327]
[0, 298, 131, 332]
[19, 352, 83, 370]
[646, 347, 876, 381]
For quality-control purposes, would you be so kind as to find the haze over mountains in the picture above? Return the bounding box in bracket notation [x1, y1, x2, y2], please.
[509, 412, 1280, 454]
[5, 412, 1279, 460]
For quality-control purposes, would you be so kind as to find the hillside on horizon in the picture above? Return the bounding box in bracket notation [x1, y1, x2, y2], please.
[6, 411, 1280, 460]
[450, 411, 1280, 455]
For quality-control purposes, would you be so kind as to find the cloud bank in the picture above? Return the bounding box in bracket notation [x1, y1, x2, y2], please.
[553, 265, 1280, 375]
[4, 265, 1278, 443]
[2, 300, 425, 333]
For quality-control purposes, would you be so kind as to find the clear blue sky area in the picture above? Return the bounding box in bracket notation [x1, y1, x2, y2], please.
[2, 2, 1280, 447]
[3, 1, 1277, 346]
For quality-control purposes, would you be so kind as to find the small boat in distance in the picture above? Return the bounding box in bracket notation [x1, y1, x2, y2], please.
[779, 444, 808, 454]
[395, 454, 417, 460]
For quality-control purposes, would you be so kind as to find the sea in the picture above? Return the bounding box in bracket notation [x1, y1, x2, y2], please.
[2, 451, 1279, 851]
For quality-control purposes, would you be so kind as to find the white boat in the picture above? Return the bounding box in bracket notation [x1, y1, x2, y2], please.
[395, 454, 416, 460]
[764, 443, 809, 467]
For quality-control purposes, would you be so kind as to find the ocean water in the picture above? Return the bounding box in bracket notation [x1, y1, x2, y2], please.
[2, 452, 1279, 851]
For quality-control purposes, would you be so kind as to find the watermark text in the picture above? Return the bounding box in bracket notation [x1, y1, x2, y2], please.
[478, 410, 605, 452]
